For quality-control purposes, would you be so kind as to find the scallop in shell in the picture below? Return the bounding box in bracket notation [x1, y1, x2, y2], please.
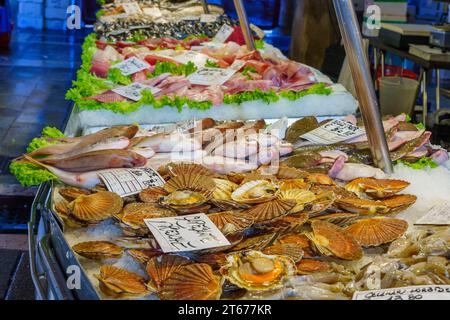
[229, 233, 277, 252]
[345, 217, 408, 247]
[207, 211, 254, 235]
[252, 214, 309, 235]
[279, 189, 316, 213]
[242, 198, 296, 223]
[58, 187, 91, 202]
[231, 180, 280, 204]
[159, 263, 222, 300]
[276, 166, 309, 179]
[95, 265, 149, 298]
[139, 187, 168, 203]
[280, 179, 310, 191]
[72, 241, 123, 260]
[296, 259, 332, 275]
[166, 162, 215, 178]
[127, 248, 163, 265]
[68, 191, 123, 223]
[310, 212, 359, 227]
[164, 172, 216, 195]
[220, 250, 296, 291]
[263, 244, 304, 262]
[212, 178, 238, 201]
[146, 255, 191, 291]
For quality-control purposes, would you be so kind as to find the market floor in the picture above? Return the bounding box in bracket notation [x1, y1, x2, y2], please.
[0, 28, 89, 300]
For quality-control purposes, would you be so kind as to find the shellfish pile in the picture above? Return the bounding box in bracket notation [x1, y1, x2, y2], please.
[54, 161, 449, 300]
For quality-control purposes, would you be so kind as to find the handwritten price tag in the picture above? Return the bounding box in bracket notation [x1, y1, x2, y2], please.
[213, 24, 234, 43]
[112, 57, 150, 76]
[353, 285, 450, 300]
[415, 202, 450, 225]
[144, 213, 231, 253]
[188, 67, 236, 86]
[301, 119, 365, 145]
[112, 82, 161, 101]
[122, 2, 142, 15]
[98, 168, 165, 197]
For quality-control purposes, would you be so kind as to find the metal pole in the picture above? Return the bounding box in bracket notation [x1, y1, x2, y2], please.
[233, 0, 256, 51]
[200, 0, 210, 14]
[333, 0, 393, 173]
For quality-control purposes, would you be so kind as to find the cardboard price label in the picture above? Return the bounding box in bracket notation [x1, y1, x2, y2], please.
[112, 82, 161, 101]
[112, 57, 150, 76]
[122, 2, 142, 15]
[213, 24, 234, 43]
[353, 285, 450, 300]
[301, 119, 365, 145]
[144, 213, 231, 253]
[188, 67, 236, 86]
[98, 168, 165, 197]
[415, 202, 450, 225]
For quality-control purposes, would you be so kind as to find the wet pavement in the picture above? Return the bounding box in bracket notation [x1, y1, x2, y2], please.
[0, 28, 89, 300]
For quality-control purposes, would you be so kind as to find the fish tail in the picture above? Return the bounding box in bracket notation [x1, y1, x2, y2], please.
[23, 155, 50, 170]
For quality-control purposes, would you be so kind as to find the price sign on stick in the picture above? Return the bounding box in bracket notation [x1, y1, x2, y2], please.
[144, 213, 231, 253]
[112, 57, 150, 76]
[301, 119, 365, 145]
[213, 24, 234, 43]
[353, 285, 450, 300]
[415, 202, 450, 225]
[112, 82, 161, 101]
[98, 168, 165, 197]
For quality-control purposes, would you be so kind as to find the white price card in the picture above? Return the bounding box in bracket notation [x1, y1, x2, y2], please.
[200, 14, 219, 23]
[415, 202, 450, 225]
[143, 7, 162, 18]
[353, 285, 450, 300]
[122, 2, 142, 15]
[144, 213, 231, 253]
[98, 168, 165, 197]
[301, 119, 365, 145]
[112, 82, 161, 101]
[229, 59, 246, 70]
[213, 24, 234, 43]
[111, 57, 150, 76]
[172, 51, 218, 68]
[188, 67, 236, 86]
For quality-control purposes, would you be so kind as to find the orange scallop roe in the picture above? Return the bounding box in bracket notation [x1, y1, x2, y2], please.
[239, 260, 284, 285]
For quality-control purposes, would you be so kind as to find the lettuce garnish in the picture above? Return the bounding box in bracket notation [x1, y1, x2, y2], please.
[394, 157, 438, 170]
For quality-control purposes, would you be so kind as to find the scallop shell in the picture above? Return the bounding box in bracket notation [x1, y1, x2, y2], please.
[278, 234, 314, 257]
[212, 178, 238, 201]
[139, 187, 168, 203]
[229, 233, 277, 252]
[122, 203, 176, 230]
[279, 189, 316, 213]
[159, 263, 222, 300]
[166, 162, 215, 178]
[306, 173, 335, 186]
[296, 259, 332, 275]
[194, 253, 228, 270]
[252, 214, 309, 235]
[161, 189, 212, 210]
[164, 172, 216, 195]
[243, 198, 296, 223]
[220, 250, 296, 291]
[210, 199, 251, 211]
[72, 241, 123, 260]
[304, 190, 336, 217]
[345, 217, 408, 247]
[310, 220, 363, 261]
[146, 255, 191, 291]
[335, 197, 389, 215]
[95, 265, 149, 298]
[68, 191, 123, 223]
[276, 166, 309, 179]
[127, 248, 163, 265]
[382, 194, 417, 214]
[280, 179, 311, 191]
[345, 178, 410, 199]
[263, 244, 304, 262]
[310, 212, 359, 227]
[58, 187, 91, 202]
[240, 173, 278, 185]
[231, 180, 280, 204]
[207, 211, 254, 235]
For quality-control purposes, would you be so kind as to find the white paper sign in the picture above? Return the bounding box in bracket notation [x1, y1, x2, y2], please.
[301, 119, 365, 145]
[144, 213, 231, 253]
[353, 285, 450, 300]
[98, 168, 165, 197]
[213, 24, 234, 43]
[112, 57, 150, 76]
[415, 202, 450, 225]
[143, 7, 162, 18]
[188, 67, 236, 86]
[200, 14, 219, 23]
[122, 2, 142, 15]
[172, 51, 218, 68]
[250, 23, 265, 39]
[112, 82, 161, 101]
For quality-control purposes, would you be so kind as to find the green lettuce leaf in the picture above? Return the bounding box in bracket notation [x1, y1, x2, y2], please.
[26, 126, 65, 153]
[149, 61, 198, 78]
[394, 157, 438, 170]
[9, 161, 57, 187]
[205, 59, 220, 68]
[107, 68, 132, 85]
[255, 39, 265, 49]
